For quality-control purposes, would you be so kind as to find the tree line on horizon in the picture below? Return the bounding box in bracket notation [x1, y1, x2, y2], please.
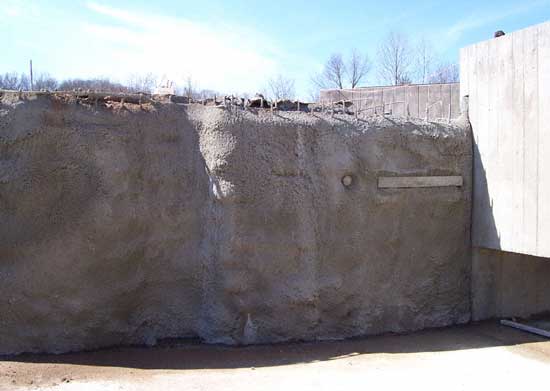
[306, 32, 459, 101]
[0, 72, 225, 102]
[0, 32, 459, 103]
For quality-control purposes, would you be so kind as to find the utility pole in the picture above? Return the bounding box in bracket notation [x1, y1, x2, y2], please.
[29, 60, 33, 91]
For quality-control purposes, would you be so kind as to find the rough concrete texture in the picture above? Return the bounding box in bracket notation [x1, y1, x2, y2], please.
[0, 92, 472, 354]
[472, 247, 550, 321]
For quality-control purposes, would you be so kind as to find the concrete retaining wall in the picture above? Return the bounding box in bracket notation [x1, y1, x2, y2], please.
[462, 21, 550, 322]
[472, 247, 550, 320]
[320, 83, 461, 121]
[461, 20, 550, 257]
[0, 92, 472, 354]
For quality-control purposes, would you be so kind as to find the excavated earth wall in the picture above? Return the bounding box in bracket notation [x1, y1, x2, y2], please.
[0, 92, 472, 354]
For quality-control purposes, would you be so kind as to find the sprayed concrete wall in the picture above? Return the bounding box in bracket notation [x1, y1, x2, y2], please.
[0, 92, 472, 354]
[461, 21, 550, 320]
[320, 83, 461, 121]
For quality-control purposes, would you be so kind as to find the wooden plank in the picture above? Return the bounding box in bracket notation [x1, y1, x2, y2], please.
[378, 176, 463, 189]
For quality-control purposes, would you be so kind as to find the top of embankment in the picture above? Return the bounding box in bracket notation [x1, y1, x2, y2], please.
[0, 90, 469, 139]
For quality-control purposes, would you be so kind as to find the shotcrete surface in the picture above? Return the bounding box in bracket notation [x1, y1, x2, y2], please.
[0, 92, 472, 354]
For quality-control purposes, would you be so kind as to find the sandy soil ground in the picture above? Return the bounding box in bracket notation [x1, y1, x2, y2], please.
[1, 321, 549, 391]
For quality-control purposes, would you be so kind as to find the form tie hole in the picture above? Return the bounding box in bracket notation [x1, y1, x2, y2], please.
[342, 175, 353, 187]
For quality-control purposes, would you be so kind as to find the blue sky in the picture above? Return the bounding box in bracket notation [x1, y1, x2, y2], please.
[1, 0, 549, 98]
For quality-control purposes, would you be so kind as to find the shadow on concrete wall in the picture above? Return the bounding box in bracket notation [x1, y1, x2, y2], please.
[3, 322, 545, 370]
[470, 126, 550, 321]
[471, 138, 550, 318]
[471, 141, 500, 249]
[469, 121, 550, 321]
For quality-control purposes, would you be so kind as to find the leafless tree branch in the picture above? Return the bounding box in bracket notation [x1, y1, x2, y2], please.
[346, 49, 371, 88]
[429, 62, 459, 83]
[33, 73, 59, 91]
[127, 73, 157, 94]
[414, 38, 435, 84]
[312, 53, 346, 90]
[268, 74, 296, 101]
[378, 31, 412, 86]
[0, 72, 30, 90]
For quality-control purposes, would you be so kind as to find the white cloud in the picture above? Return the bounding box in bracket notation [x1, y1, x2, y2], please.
[0, 0, 41, 19]
[82, 2, 283, 94]
[86, 2, 148, 26]
[443, 0, 550, 44]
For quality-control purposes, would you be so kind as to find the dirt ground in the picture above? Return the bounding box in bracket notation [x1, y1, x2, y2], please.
[1, 321, 549, 391]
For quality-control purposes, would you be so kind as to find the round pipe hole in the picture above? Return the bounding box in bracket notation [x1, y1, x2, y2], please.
[342, 175, 353, 187]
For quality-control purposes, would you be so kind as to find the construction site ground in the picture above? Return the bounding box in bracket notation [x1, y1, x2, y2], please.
[1, 321, 549, 391]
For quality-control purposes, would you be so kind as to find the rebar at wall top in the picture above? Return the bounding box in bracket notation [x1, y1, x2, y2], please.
[318, 97, 451, 121]
[320, 84, 457, 122]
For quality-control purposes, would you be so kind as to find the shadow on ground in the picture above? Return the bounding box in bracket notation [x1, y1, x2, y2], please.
[2, 321, 546, 370]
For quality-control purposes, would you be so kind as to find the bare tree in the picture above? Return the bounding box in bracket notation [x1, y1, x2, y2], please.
[268, 74, 295, 101]
[310, 73, 329, 91]
[398, 75, 413, 85]
[19, 74, 30, 90]
[414, 38, 435, 84]
[0, 73, 21, 90]
[429, 62, 459, 83]
[347, 49, 371, 88]
[59, 78, 128, 92]
[34, 73, 59, 91]
[181, 76, 196, 100]
[174, 77, 220, 100]
[310, 49, 371, 100]
[197, 89, 220, 100]
[378, 31, 412, 86]
[308, 87, 320, 103]
[312, 53, 346, 90]
[0, 72, 31, 90]
[127, 73, 157, 93]
[326, 53, 346, 89]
